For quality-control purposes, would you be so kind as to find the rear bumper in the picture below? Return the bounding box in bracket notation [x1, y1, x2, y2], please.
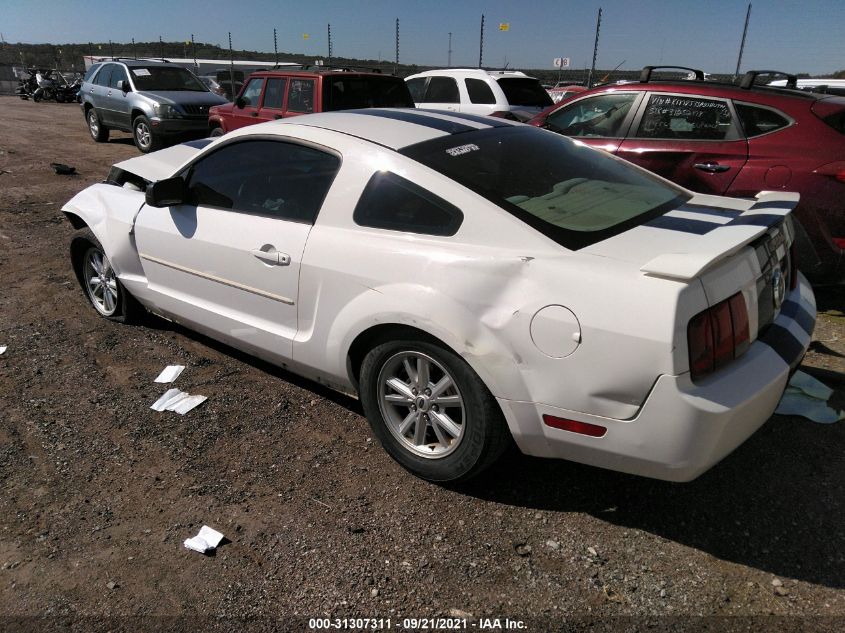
[499, 273, 816, 482]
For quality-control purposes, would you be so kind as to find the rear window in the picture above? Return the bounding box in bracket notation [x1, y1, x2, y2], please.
[323, 76, 414, 111]
[495, 78, 553, 107]
[811, 98, 845, 134]
[402, 126, 688, 250]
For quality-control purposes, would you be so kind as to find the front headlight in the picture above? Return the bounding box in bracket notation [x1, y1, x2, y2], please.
[153, 104, 181, 118]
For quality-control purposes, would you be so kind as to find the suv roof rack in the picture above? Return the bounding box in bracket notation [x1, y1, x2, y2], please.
[740, 70, 797, 90]
[106, 57, 171, 64]
[639, 66, 705, 82]
[268, 64, 386, 74]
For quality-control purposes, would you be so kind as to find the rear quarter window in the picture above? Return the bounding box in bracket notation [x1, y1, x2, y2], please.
[83, 64, 101, 83]
[353, 171, 463, 236]
[734, 103, 791, 137]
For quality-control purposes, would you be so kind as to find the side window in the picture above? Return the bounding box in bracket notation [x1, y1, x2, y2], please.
[546, 93, 638, 137]
[109, 65, 129, 89]
[83, 64, 101, 83]
[240, 77, 264, 106]
[734, 103, 790, 137]
[186, 140, 340, 223]
[465, 78, 496, 104]
[425, 76, 460, 104]
[406, 77, 427, 103]
[288, 79, 315, 113]
[636, 94, 733, 140]
[353, 171, 463, 236]
[263, 78, 287, 109]
[93, 64, 113, 87]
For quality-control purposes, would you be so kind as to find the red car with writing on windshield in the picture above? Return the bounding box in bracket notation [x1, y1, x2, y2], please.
[529, 66, 845, 284]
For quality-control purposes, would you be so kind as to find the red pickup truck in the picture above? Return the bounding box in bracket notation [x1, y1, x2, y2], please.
[208, 68, 415, 135]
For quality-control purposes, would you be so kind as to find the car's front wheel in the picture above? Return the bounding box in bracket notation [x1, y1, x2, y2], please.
[70, 228, 142, 323]
[209, 127, 225, 137]
[360, 339, 510, 482]
[133, 115, 162, 153]
[86, 107, 109, 142]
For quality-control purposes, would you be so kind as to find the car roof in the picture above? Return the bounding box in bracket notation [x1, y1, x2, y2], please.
[258, 108, 521, 150]
[249, 68, 396, 79]
[408, 68, 534, 80]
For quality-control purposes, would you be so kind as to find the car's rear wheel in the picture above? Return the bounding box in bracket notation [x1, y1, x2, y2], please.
[209, 127, 225, 138]
[133, 115, 162, 153]
[360, 339, 510, 482]
[70, 228, 142, 323]
[86, 107, 109, 142]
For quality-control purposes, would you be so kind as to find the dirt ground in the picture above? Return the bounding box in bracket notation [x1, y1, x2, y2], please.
[0, 97, 843, 632]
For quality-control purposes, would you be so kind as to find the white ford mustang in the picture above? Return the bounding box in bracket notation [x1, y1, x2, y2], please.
[62, 108, 816, 482]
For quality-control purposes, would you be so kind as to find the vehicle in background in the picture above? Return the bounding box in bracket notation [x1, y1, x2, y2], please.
[208, 68, 414, 136]
[62, 109, 814, 483]
[405, 69, 553, 121]
[546, 83, 587, 104]
[198, 75, 226, 97]
[528, 66, 845, 284]
[769, 78, 845, 97]
[80, 58, 227, 153]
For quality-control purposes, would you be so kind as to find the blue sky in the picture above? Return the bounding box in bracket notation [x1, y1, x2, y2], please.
[3, 0, 844, 74]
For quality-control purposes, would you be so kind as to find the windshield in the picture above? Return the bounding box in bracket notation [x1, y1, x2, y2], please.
[129, 66, 207, 92]
[402, 126, 688, 249]
[323, 75, 415, 110]
[496, 78, 553, 107]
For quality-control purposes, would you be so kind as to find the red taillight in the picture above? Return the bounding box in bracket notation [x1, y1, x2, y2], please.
[542, 415, 607, 437]
[833, 238, 845, 250]
[688, 291, 750, 381]
[814, 161, 845, 183]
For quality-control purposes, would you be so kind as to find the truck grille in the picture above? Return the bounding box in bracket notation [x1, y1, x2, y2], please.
[753, 218, 793, 332]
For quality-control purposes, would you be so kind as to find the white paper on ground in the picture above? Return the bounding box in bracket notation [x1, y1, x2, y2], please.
[0, 345, 6, 355]
[172, 395, 207, 415]
[151, 388, 186, 411]
[154, 365, 185, 383]
[184, 525, 225, 554]
[775, 370, 844, 424]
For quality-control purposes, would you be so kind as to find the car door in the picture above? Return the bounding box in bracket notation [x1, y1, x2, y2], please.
[542, 91, 642, 153]
[228, 76, 265, 130]
[256, 77, 287, 121]
[284, 78, 316, 119]
[418, 76, 461, 113]
[88, 63, 113, 121]
[103, 64, 132, 130]
[133, 139, 341, 362]
[616, 92, 748, 195]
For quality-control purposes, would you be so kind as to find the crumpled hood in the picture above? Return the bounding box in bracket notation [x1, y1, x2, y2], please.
[581, 191, 799, 280]
[111, 139, 214, 183]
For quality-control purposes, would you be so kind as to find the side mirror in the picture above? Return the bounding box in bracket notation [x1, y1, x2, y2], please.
[145, 177, 190, 207]
[116, 79, 130, 93]
[235, 96, 247, 109]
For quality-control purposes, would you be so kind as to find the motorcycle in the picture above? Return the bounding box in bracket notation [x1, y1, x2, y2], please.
[32, 68, 59, 102]
[55, 73, 82, 103]
[15, 68, 39, 100]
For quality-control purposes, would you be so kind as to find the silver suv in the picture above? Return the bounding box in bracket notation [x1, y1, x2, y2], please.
[80, 59, 227, 153]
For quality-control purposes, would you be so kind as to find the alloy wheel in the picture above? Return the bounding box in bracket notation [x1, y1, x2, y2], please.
[83, 247, 118, 316]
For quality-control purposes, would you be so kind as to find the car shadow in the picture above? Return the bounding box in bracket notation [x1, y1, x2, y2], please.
[453, 417, 845, 589]
[137, 316, 842, 589]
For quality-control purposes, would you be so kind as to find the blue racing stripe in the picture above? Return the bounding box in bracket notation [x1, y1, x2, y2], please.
[727, 214, 784, 228]
[751, 200, 796, 210]
[779, 300, 816, 337]
[349, 109, 476, 134]
[645, 215, 719, 235]
[758, 324, 805, 367]
[416, 109, 510, 127]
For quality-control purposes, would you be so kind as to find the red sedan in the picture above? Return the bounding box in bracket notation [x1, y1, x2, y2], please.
[529, 67, 845, 284]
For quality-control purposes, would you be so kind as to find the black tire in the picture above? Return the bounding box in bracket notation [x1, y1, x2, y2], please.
[132, 115, 163, 153]
[86, 107, 109, 142]
[360, 338, 511, 482]
[209, 127, 225, 138]
[70, 228, 143, 324]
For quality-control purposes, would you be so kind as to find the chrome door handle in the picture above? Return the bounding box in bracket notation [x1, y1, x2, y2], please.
[251, 248, 291, 265]
[694, 162, 731, 173]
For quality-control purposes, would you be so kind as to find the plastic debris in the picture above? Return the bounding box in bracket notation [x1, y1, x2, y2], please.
[0, 345, 6, 355]
[50, 162, 77, 175]
[150, 389, 207, 415]
[184, 525, 225, 555]
[154, 364, 185, 383]
[775, 370, 844, 424]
